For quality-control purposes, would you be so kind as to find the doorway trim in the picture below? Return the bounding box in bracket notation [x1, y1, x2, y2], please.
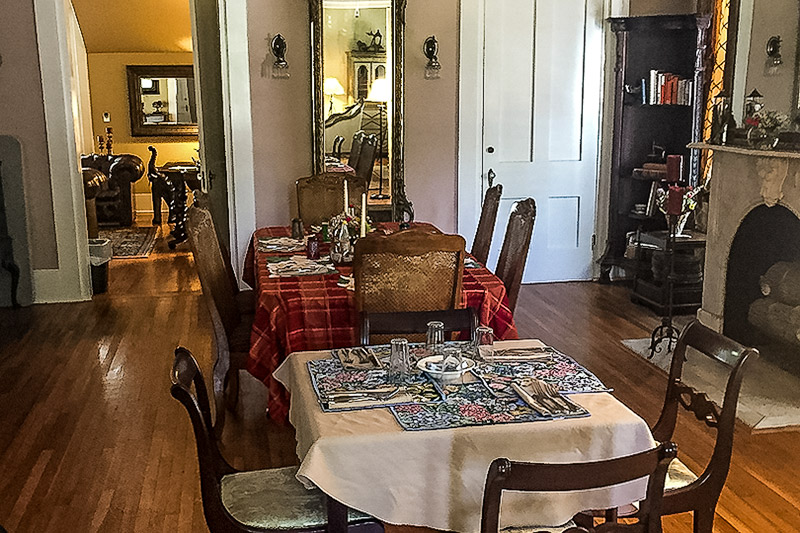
[31, 0, 91, 303]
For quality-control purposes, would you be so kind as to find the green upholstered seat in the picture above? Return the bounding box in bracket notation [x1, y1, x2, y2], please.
[664, 457, 698, 492]
[221, 466, 372, 530]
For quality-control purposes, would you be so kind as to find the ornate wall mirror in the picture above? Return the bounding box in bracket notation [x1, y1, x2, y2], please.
[126, 65, 198, 137]
[310, 0, 413, 221]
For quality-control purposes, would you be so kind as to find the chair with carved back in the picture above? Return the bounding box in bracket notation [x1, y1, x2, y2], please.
[348, 130, 366, 173]
[481, 442, 678, 533]
[296, 172, 370, 227]
[495, 198, 536, 313]
[353, 230, 466, 316]
[354, 134, 378, 187]
[186, 198, 254, 410]
[650, 320, 758, 533]
[471, 183, 503, 265]
[170, 348, 382, 533]
[331, 135, 345, 161]
[359, 308, 479, 346]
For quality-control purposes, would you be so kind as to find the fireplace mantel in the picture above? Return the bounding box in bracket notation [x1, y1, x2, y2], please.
[694, 142, 800, 331]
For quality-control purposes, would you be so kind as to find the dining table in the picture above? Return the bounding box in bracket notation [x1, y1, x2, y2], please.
[273, 338, 657, 533]
[242, 223, 519, 423]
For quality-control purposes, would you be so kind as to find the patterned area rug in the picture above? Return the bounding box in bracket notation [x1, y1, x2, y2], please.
[622, 338, 800, 430]
[98, 226, 159, 258]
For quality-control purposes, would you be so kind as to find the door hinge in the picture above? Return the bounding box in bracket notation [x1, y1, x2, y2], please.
[591, 234, 597, 250]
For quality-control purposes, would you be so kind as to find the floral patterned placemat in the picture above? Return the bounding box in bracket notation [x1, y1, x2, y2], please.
[474, 351, 611, 401]
[390, 381, 589, 431]
[307, 357, 440, 412]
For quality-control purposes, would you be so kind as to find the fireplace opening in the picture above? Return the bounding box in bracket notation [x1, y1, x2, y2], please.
[724, 204, 800, 375]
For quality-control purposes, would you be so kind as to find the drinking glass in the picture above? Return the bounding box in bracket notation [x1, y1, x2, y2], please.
[389, 338, 411, 384]
[426, 321, 445, 357]
[474, 326, 495, 360]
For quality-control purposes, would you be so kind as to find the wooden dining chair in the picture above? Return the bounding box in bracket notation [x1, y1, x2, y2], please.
[651, 320, 758, 533]
[186, 198, 254, 410]
[332, 135, 345, 161]
[481, 442, 678, 533]
[296, 172, 370, 227]
[472, 183, 503, 265]
[354, 134, 378, 186]
[353, 230, 466, 314]
[359, 308, 479, 345]
[348, 130, 366, 172]
[495, 198, 536, 313]
[170, 348, 382, 533]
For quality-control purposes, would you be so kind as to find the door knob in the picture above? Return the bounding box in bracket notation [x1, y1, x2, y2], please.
[487, 168, 496, 187]
[486, 146, 495, 153]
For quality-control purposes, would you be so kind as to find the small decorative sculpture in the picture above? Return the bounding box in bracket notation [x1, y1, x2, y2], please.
[356, 30, 385, 53]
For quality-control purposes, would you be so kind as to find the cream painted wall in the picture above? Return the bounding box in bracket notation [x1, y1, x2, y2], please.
[246, 0, 460, 232]
[742, 0, 799, 115]
[87, 52, 200, 195]
[0, 0, 58, 269]
[247, 0, 314, 228]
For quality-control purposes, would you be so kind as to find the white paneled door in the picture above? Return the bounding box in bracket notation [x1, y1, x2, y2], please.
[473, 0, 604, 282]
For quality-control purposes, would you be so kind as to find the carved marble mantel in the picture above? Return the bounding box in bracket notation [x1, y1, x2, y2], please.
[689, 143, 800, 331]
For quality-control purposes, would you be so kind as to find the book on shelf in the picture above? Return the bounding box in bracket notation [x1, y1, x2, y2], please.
[632, 168, 668, 180]
[640, 69, 693, 106]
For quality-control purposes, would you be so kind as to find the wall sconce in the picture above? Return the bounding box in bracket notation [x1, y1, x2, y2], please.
[423, 36, 441, 80]
[271, 34, 290, 79]
[765, 35, 782, 76]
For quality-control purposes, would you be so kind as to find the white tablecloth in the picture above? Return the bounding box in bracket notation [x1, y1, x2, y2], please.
[274, 340, 656, 532]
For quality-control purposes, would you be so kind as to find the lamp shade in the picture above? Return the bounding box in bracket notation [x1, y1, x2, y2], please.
[367, 78, 391, 103]
[324, 77, 345, 96]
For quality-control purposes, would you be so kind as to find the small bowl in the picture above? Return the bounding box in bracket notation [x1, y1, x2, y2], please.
[417, 355, 475, 382]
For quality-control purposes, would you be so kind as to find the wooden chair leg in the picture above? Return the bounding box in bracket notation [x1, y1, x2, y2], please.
[693, 507, 715, 533]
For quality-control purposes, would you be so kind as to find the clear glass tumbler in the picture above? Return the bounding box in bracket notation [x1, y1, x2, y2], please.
[426, 321, 445, 356]
[389, 338, 411, 384]
[474, 326, 495, 361]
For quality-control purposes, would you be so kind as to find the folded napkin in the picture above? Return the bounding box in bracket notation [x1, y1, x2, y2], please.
[482, 346, 554, 362]
[511, 380, 587, 418]
[257, 236, 305, 253]
[334, 346, 383, 370]
[267, 255, 337, 277]
[464, 257, 481, 269]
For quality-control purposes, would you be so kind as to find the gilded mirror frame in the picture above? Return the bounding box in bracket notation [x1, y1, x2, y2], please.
[309, 0, 413, 221]
[126, 65, 198, 138]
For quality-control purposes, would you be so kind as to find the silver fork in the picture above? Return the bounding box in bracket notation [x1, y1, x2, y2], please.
[531, 379, 582, 414]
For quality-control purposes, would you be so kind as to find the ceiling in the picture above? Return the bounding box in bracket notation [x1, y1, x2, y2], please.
[70, 0, 193, 53]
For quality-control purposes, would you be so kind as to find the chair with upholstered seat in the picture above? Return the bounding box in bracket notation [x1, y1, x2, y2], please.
[472, 183, 503, 265]
[348, 131, 366, 172]
[650, 320, 758, 533]
[296, 172, 370, 227]
[495, 198, 536, 313]
[187, 198, 254, 410]
[354, 134, 378, 187]
[353, 230, 466, 315]
[170, 348, 382, 533]
[359, 308, 478, 346]
[481, 442, 677, 533]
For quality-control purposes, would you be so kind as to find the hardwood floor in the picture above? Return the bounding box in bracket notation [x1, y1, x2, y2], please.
[0, 240, 798, 532]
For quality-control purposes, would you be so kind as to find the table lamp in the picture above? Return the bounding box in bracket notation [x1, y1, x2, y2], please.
[367, 78, 391, 200]
[324, 77, 345, 114]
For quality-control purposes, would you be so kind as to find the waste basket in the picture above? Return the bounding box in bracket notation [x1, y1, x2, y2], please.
[89, 238, 112, 294]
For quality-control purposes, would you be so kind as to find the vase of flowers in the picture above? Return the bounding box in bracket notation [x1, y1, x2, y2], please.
[745, 110, 789, 150]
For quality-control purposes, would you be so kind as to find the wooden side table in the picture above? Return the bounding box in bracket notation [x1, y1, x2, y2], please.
[158, 162, 201, 249]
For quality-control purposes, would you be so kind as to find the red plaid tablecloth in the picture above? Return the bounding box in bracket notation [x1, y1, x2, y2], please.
[243, 224, 518, 423]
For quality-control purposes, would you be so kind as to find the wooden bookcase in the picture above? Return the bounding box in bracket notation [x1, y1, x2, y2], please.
[599, 14, 710, 283]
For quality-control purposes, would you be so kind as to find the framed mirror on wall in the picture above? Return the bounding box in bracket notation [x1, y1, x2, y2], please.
[126, 65, 198, 137]
[310, 0, 413, 221]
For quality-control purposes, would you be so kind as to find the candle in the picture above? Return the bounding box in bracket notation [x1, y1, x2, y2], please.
[666, 185, 684, 215]
[343, 179, 349, 214]
[666, 154, 683, 183]
[360, 193, 367, 237]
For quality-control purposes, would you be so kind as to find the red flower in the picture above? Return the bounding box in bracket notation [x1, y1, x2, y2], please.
[745, 116, 760, 127]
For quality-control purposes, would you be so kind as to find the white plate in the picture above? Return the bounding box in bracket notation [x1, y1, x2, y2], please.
[417, 355, 475, 382]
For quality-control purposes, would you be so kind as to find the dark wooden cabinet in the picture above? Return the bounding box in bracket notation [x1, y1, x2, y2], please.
[599, 14, 710, 282]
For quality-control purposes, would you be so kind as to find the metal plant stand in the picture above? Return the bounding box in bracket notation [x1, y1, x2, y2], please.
[649, 214, 680, 358]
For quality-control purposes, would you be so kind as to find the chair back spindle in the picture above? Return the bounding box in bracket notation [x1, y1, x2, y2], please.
[495, 198, 536, 313]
